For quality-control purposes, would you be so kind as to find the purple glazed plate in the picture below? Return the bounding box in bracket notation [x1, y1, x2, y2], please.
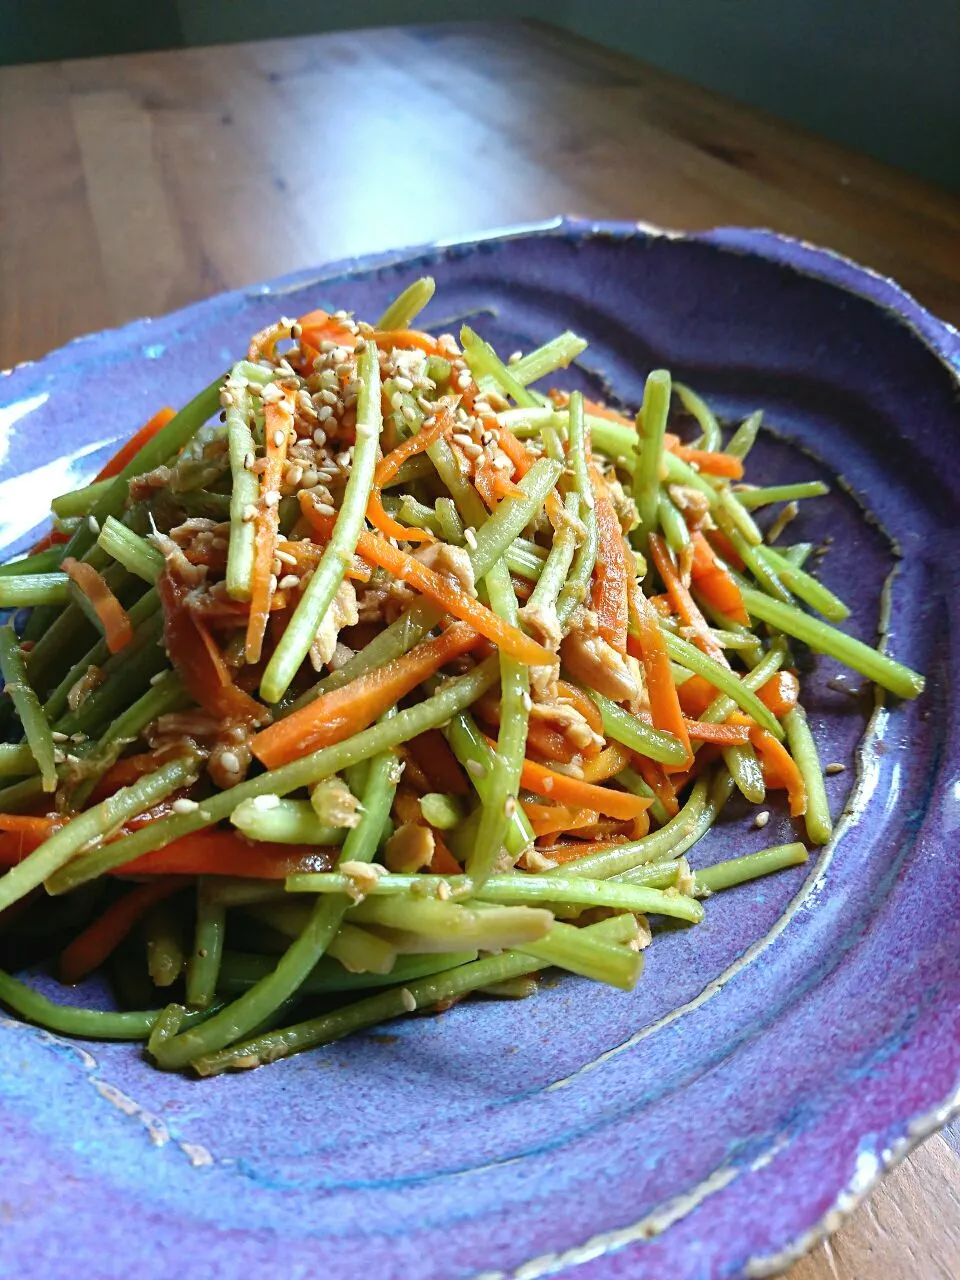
[1, 219, 958, 1280]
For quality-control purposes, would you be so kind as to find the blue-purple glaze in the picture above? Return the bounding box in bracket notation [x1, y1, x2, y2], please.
[0, 220, 957, 1279]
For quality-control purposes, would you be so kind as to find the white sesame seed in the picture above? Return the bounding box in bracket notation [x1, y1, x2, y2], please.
[218, 750, 241, 774]
[463, 527, 478, 549]
[399, 987, 417, 1013]
[53, 748, 65, 764]
[242, 503, 258, 522]
[272, 429, 286, 448]
[313, 501, 336, 517]
[319, 389, 339, 406]
[394, 376, 414, 392]
[268, 573, 278, 594]
[456, 371, 473, 389]
[285, 464, 304, 487]
[825, 762, 846, 775]
[521, 692, 533, 712]
[172, 798, 199, 814]
[51, 730, 69, 743]
[301, 468, 320, 488]
[474, 401, 493, 416]
[316, 406, 333, 424]
[754, 810, 770, 829]
[401, 404, 418, 424]
[465, 759, 486, 779]
[390, 391, 405, 411]
[541, 775, 554, 793]
[149, 670, 166, 685]
[319, 340, 336, 353]
[70, 732, 87, 744]
[251, 793, 281, 810]
[87, 515, 100, 534]
[508, 350, 523, 364]
[504, 797, 517, 818]
[278, 574, 300, 591]
[263, 490, 281, 508]
[276, 550, 297, 566]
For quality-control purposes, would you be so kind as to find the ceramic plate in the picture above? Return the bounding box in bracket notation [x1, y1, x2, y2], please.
[1, 220, 958, 1280]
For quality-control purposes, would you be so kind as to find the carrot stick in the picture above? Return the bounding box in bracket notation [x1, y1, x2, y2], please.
[93, 407, 177, 482]
[648, 532, 729, 667]
[676, 674, 717, 719]
[590, 468, 629, 652]
[521, 804, 600, 838]
[634, 755, 680, 818]
[251, 622, 481, 768]
[689, 531, 749, 626]
[246, 387, 295, 663]
[496, 743, 651, 820]
[62, 557, 133, 654]
[491, 422, 534, 478]
[750, 727, 807, 817]
[404, 730, 470, 795]
[626, 571, 693, 766]
[300, 500, 558, 668]
[683, 718, 752, 745]
[580, 743, 631, 783]
[296, 309, 359, 356]
[671, 445, 744, 479]
[118, 831, 340, 879]
[582, 398, 634, 428]
[366, 407, 453, 543]
[59, 878, 190, 984]
[757, 670, 800, 718]
[369, 329, 446, 357]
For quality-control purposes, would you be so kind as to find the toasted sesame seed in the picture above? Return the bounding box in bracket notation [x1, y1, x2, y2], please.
[825, 762, 846, 775]
[390, 391, 405, 411]
[51, 730, 69, 743]
[172, 798, 200, 814]
[301, 468, 319, 488]
[316, 405, 333, 423]
[754, 811, 770, 829]
[401, 404, 418, 424]
[474, 401, 493, 416]
[319, 340, 337, 353]
[394, 376, 414, 392]
[70, 732, 87, 744]
[285, 463, 304, 487]
[319, 388, 339, 406]
[272, 429, 286, 448]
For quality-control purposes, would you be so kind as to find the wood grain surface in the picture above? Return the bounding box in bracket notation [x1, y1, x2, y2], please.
[1, 19, 959, 1277]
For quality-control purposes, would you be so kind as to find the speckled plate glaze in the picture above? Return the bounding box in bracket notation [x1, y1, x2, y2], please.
[1, 220, 958, 1280]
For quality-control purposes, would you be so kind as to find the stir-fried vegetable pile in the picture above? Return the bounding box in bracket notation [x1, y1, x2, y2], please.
[0, 277, 924, 1074]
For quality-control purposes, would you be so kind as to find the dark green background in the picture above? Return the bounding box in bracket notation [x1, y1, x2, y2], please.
[2, 1, 957, 192]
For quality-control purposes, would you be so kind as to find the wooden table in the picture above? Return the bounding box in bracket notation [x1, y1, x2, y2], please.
[1, 19, 959, 1276]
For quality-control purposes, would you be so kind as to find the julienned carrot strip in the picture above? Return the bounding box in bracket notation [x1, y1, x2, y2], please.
[93, 407, 177, 483]
[706, 529, 744, 571]
[491, 422, 534, 478]
[491, 473, 526, 500]
[634, 755, 680, 818]
[473, 458, 500, 509]
[498, 743, 651, 820]
[676, 674, 717, 719]
[672, 445, 744, 478]
[59, 878, 190, 984]
[683, 718, 751, 745]
[689, 530, 749, 626]
[648, 532, 729, 667]
[583, 398, 634, 427]
[118, 831, 340, 879]
[404, 730, 469, 795]
[367, 407, 453, 543]
[29, 529, 71, 554]
[246, 387, 295, 663]
[590, 469, 629, 652]
[62, 557, 133, 654]
[159, 571, 264, 726]
[750, 727, 807, 816]
[300, 500, 558, 669]
[757, 670, 800, 718]
[0, 822, 337, 880]
[251, 623, 481, 768]
[521, 804, 599, 839]
[370, 329, 446, 356]
[429, 838, 462, 875]
[626, 571, 692, 766]
[296, 309, 359, 357]
[580, 743, 631, 783]
[473, 691, 580, 763]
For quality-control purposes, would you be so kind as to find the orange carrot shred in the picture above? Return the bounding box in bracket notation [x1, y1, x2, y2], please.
[647, 532, 729, 667]
[62, 557, 133, 654]
[59, 878, 190, 984]
[300, 499, 558, 668]
[590, 468, 629, 652]
[757, 670, 800, 718]
[246, 386, 295, 663]
[94, 407, 177, 482]
[689, 530, 749, 626]
[626, 571, 693, 768]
